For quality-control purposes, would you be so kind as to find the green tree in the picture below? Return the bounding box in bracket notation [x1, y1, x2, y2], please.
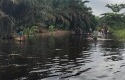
[50, 0, 97, 31]
[100, 4, 125, 27]
[0, 0, 97, 38]
[106, 4, 125, 13]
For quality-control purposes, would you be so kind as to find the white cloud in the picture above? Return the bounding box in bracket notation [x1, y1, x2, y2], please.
[92, 9, 107, 16]
[92, 0, 125, 4]
[104, 0, 125, 4]
[87, 0, 125, 16]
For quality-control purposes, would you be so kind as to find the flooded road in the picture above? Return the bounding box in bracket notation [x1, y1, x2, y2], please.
[0, 34, 125, 80]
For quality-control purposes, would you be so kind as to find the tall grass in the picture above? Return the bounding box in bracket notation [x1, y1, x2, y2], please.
[112, 28, 125, 39]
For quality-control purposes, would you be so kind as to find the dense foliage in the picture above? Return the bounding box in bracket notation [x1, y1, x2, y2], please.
[0, 0, 97, 39]
[100, 4, 125, 28]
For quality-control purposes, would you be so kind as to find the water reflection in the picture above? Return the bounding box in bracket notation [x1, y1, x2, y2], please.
[0, 34, 125, 80]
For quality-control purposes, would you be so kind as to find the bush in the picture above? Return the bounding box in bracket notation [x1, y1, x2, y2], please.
[49, 25, 55, 32]
[113, 28, 125, 39]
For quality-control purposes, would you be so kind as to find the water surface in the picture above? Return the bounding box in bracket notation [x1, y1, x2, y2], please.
[0, 34, 125, 80]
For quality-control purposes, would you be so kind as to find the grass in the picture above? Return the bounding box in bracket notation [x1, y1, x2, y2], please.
[112, 28, 125, 40]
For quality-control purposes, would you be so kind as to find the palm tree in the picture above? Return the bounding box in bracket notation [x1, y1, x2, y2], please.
[50, 0, 96, 31]
[100, 4, 125, 27]
[106, 4, 125, 13]
[0, 0, 97, 39]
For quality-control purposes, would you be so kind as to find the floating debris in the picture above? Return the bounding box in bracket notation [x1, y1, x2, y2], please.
[55, 49, 62, 51]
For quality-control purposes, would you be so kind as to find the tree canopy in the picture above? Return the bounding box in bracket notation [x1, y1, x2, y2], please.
[100, 4, 125, 28]
[0, 0, 97, 38]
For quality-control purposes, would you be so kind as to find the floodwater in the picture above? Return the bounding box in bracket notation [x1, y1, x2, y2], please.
[0, 34, 125, 80]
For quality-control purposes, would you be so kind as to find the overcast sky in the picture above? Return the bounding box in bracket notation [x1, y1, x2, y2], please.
[86, 0, 125, 16]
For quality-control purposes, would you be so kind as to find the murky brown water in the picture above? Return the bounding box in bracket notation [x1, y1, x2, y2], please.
[0, 34, 125, 80]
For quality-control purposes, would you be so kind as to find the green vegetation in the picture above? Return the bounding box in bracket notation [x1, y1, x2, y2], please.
[0, 0, 97, 39]
[49, 25, 55, 32]
[0, 0, 125, 39]
[100, 4, 125, 27]
[23, 26, 38, 37]
[98, 4, 125, 39]
[112, 29, 125, 39]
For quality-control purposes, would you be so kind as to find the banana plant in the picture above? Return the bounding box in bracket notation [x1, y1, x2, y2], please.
[49, 25, 55, 32]
[23, 26, 38, 37]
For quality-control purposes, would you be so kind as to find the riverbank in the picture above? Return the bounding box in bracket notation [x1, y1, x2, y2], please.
[37, 30, 71, 37]
[14, 30, 71, 41]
